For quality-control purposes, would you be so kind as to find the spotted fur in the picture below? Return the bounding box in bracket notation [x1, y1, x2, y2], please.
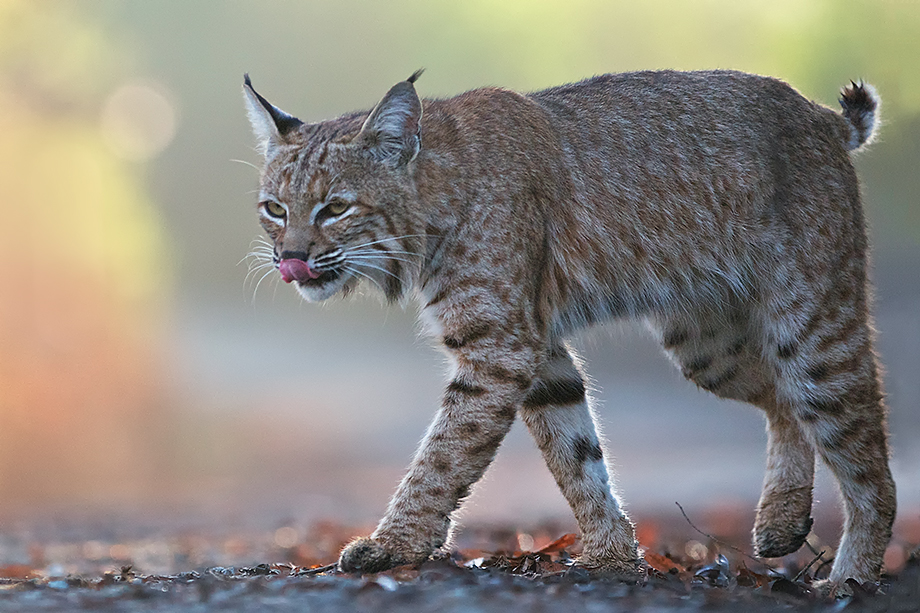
[242, 69, 894, 588]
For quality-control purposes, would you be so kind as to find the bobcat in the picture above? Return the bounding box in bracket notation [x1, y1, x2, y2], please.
[242, 68, 895, 591]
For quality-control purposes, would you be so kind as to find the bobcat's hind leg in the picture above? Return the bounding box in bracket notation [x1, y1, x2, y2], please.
[651, 308, 816, 560]
[780, 347, 895, 588]
[753, 401, 816, 558]
[519, 344, 641, 578]
[764, 264, 896, 589]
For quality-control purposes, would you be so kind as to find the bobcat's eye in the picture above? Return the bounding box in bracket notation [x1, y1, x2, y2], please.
[263, 200, 286, 219]
[326, 199, 350, 216]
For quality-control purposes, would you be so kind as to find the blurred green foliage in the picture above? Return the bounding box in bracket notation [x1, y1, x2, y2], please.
[79, 0, 919, 292]
[0, 0, 168, 308]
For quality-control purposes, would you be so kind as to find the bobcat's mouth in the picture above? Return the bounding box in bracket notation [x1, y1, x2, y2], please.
[278, 258, 341, 287]
[295, 269, 341, 287]
[288, 266, 347, 303]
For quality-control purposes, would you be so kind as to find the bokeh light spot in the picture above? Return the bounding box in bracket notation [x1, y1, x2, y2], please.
[274, 526, 300, 549]
[101, 81, 177, 161]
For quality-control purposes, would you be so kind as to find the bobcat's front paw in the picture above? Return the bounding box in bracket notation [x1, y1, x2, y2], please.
[338, 537, 409, 574]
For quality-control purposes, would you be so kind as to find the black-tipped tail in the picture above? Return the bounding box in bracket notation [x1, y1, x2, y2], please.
[839, 81, 880, 151]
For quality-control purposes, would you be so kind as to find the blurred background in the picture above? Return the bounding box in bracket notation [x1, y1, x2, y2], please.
[0, 0, 918, 548]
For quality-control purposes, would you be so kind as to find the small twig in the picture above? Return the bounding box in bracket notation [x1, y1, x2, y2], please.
[675, 502, 776, 572]
[794, 549, 825, 582]
[804, 539, 821, 556]
[296, 563, 338, 576]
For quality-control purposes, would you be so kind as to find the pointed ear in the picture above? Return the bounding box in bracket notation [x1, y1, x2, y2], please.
[354, 70, 424, 167]
[242, 74, 303, 157]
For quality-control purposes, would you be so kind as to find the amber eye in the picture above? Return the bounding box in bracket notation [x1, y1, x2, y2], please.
[263, 200, 286, 219]
[326, 199, 350, 216]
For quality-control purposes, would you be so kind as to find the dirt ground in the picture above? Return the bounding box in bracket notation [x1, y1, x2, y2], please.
[0, 512, 918, 612]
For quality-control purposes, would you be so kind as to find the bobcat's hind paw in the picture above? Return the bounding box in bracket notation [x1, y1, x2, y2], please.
[753, 488, 814, 559]
[753, 515, 813, 559]
[810, 579, 851, 599]
[811, 577, 881, 599]
[338, 537, 405, 574]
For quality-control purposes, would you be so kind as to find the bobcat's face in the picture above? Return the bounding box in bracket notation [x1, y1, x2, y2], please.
[257, 141, 420, 302]
[244, 72, 424, 302]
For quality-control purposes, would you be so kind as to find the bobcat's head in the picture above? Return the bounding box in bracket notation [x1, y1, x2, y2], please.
[243, 71, 425, 302]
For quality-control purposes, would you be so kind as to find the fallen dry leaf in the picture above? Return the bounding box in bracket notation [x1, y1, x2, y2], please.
[536, 533, 577, 555]
[644, 551, 686, 575]
[0, 565, 40, 580]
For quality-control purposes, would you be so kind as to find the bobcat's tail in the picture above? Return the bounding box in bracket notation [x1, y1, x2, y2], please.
[839, 81, 880, 151]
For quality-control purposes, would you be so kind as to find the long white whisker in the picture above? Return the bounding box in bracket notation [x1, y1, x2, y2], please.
[251, 268, 275, 303]
[239, 250, 274, 267]
[241, 257, 273, 273]
[231, 158, 261, 172]
[344, 265, 384, 293]
[244, 258, 273, 273]
[345, 254, 420, 266]
[349, 260, 402, 281]
[348, 234, 428, 251]
[347, 246, 422, 254]
[237, 255, 274, 270]
[243, 238, 276, 259]
[244, 263, 274, 286]
[347, 249, 424, 258]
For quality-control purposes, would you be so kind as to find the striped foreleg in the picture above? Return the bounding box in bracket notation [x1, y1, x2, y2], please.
[519, 346, 641, 576]
[338, 362, 527, 573]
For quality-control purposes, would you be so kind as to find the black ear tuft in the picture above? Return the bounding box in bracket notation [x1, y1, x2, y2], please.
[407, 69, 425, 84]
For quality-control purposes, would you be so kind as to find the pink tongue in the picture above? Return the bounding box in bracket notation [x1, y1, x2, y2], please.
[279, 259, 320, 283]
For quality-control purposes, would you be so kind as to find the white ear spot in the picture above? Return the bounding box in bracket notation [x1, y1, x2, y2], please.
[243, 91, 276, 156]
[355, 78, 423, 167]
[242, 74, 303, 158]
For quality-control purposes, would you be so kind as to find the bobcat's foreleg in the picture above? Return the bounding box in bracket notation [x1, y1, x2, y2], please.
[519, 345, 642, 578]
[338, 338, 532, 572]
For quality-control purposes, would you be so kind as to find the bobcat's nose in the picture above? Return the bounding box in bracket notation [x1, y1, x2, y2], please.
[279, 258, 320, 283]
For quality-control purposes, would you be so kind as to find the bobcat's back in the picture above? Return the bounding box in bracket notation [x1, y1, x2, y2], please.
[415, 70, 866, 336]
